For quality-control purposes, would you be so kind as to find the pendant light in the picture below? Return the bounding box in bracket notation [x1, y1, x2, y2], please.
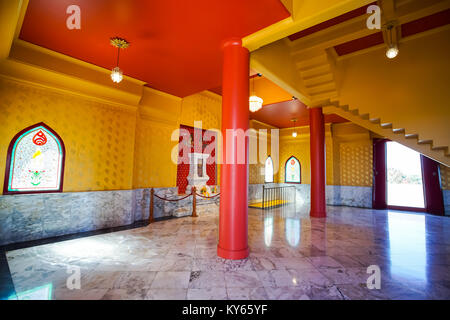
[249, 73, 263, 112]
[385, 23, 399, 59]
[110, 37, 129, 83]
[291, 118, 297, 137]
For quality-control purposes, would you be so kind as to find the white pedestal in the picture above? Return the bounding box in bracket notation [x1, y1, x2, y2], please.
[186, 152, 210, 192]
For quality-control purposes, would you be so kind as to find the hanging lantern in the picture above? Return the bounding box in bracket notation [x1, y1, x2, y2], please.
[291, 118, 297, 138]
[110, 37, 129, 83]
[249, 74, 263, 112]
[249, 95, 263, 112]
[111, 66, 123, 83]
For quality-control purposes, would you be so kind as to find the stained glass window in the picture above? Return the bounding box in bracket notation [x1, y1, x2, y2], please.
[285, 156, 301, 183]
[4, 123, 65, 194]
[264, 156, 274, 183]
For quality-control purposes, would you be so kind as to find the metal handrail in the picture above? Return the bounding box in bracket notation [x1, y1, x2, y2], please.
[262, 185, 296, 209]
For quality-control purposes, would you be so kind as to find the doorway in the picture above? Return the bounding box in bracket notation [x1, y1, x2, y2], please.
[386, 141, 425, 209]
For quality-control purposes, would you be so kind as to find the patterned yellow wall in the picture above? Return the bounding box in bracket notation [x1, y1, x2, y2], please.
[180, 92, 222, 130]
[339, 141, 373, 186]
[0, 77, 222, 192]
[332, 123, 373, 187]
[279, 137, 311, 184]
[250, 121, 373, 187]
[440, 164, 450, 190]
[249, 120, 277, 184]
[0, 78, 136, 192]
[277, 125, 335, 185]
[133, 119, 179, 188]
[0, 76, 375, 192]
[180, 91, 222, 187]
[133, 91, 222, 189]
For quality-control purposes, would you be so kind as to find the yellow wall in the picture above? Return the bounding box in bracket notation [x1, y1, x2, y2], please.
[249, 120, 278, 184]
[0, 76, 222, 192]
[440, 164, 450, 191]
[249, 120, 373, 187]
[278, 126, 311, 184]
[0, 75, 373, 192]
[133, 90, 222, 189]
[337, 27, 450, 150]
[278, 124, 335, 185]
[133, 119, 179, 188]
[330, 123, 373, 187]
[0, 77, 137, 192]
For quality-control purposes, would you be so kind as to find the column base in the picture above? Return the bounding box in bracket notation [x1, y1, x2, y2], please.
[310, 210, 327, 218]
[217, 245, 249, 260]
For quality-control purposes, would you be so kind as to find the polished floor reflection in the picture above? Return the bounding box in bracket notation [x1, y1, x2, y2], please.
[4, 205, 450, 300]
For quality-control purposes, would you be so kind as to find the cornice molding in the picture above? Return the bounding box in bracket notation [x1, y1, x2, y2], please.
[0, 66, 138, 114]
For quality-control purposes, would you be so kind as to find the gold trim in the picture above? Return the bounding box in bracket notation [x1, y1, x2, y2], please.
[110, 37, 130, 49]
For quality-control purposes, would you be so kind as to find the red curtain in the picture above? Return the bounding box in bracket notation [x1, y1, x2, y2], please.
[372, 138, 387, 209]
[176, 125, 216, 194]
[372, 138, 444, 215]
[421, 155, 445, 215]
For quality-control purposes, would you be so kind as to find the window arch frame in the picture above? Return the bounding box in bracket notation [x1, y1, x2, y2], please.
[3, 122, 66, 195]
[284, 155, 301, 184]
[264, 155, 274, 184]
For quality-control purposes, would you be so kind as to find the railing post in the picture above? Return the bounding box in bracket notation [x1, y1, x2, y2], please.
[192, 186, 197, 217]
[262, 185, 265, 210]
[149, 188, 155, 223]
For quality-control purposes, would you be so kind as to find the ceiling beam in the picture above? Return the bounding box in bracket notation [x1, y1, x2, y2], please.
[289, 0, 449, 56]
[242, 0, 374, 52]
[0, 0, 28, 60]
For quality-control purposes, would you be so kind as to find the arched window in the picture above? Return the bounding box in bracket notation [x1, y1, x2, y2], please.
[264, 156, 274, 183]
[3, 123, 65, 195]
[285, 156, 301, 183]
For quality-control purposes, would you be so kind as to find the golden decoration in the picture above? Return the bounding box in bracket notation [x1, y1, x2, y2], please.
[110, 37, 130, 49]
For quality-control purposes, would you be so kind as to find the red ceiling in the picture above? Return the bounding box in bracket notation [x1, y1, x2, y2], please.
[250, 99, 348, 128]
[19, 0, 290, 97]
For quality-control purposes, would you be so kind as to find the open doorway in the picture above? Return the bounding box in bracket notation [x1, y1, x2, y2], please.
[386, 141, 425, 209]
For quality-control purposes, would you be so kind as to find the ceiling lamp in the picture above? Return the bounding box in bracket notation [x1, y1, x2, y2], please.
[385, 23, 399, 59]
[249, 73, 263, 112]
[110, 37, 129, 83]
[291, 118, 297, 137]
[386, 44, 399, 59]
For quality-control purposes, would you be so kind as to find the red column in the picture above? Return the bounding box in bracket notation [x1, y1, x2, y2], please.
[309, 107, 326, 218]
[217, 38, 249, 260]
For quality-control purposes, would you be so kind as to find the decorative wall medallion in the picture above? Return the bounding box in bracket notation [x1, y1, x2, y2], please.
[32, 130, 47, 146]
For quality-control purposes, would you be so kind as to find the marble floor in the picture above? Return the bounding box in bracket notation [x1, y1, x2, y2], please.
[3, 205, 450, 300]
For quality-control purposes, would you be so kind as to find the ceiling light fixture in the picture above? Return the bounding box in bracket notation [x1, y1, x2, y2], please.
[249, 73, 263, 112]
[110, 37, 129, 83]
[291, 118, 297, 138]
[385, 23, 399, 59]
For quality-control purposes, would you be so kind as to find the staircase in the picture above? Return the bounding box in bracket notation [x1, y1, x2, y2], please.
[294, 50, 338, 104]
[323, 101, 450, 166]
[291, 37, 450, 166]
